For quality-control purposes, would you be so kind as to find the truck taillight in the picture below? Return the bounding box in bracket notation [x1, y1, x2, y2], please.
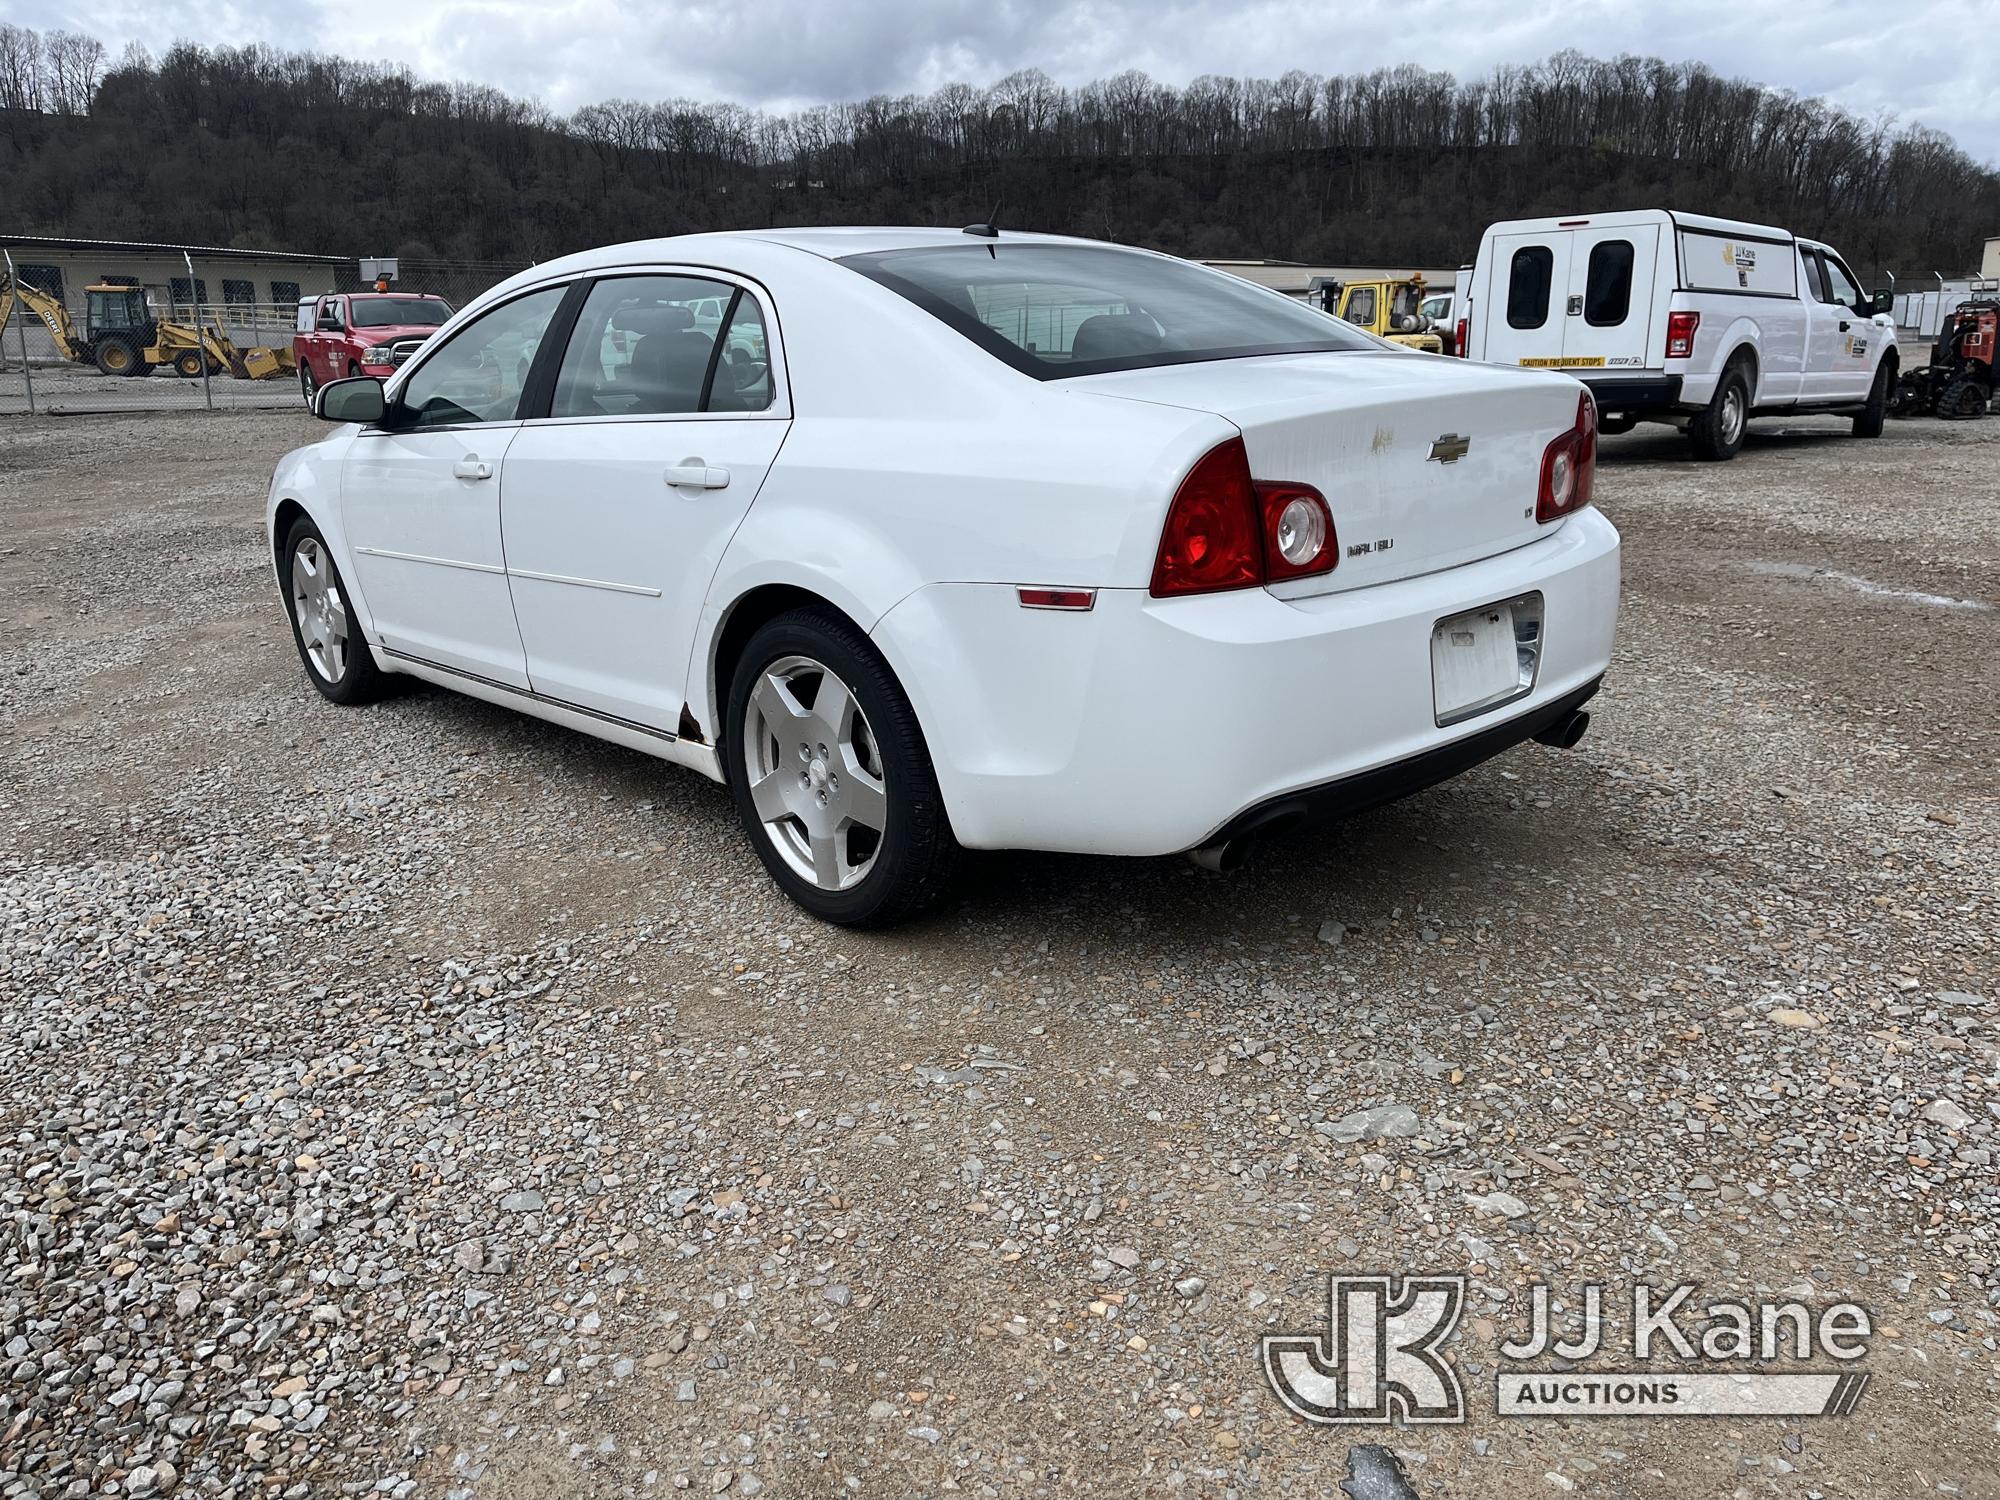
[1537, 392, 1597, 524]
[1454, 317, 1468, 357]
[1149, 440, 1336, 597]
[1665, 310, 1700, 360]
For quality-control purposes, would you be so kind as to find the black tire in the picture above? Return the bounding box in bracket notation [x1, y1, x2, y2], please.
[725, 607, 957, 926]
[125, 360, 155, 379]
[93, 338, 138, 376]
[347, 361, 362, 379]
[1853, 359, 1891, 438]
[300, 360, 318, 407]
[281, 516, 387, 706]
[1688, 360, 1750, 461]
[1938, 376, 1989, 421]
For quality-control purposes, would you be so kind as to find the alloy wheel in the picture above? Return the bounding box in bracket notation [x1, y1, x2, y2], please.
[290, 538, 350, 683]
[740, 654, 889, 892]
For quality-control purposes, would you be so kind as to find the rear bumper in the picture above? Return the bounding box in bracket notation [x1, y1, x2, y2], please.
[1207, 677, 1600, 844]
[1581, 374, 1684, 414]
[870, 507, 1622, 856]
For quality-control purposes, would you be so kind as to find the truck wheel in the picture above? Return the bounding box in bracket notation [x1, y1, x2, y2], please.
[1853, 360, 1891, 438]
[1688, 361, 1750, 461]
[300, 361, 318, 407]
[347, 361, 362, 379]
[174, 351, 206, 379]
[93, 339, 139, 376]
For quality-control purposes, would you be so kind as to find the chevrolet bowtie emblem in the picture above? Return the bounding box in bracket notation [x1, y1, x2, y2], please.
[1428, 434, 1471, 464]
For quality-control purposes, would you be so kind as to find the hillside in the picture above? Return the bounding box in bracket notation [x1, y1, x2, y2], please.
[1, 30, 1994, 275]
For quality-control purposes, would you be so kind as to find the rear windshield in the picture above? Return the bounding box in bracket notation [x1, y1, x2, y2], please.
[351, 297, 451, 328]
[842, 243, 1374, 379]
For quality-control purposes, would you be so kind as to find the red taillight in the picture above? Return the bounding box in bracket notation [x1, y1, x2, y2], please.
[1150, 440, 1337, 597]
[1255, 481, 1336, 582]
[1537, 392, 1597, 524]
[1666, 310, 1700, 360]
[1453, 317, 1468, 357]
[1150, 439, 1263, 597]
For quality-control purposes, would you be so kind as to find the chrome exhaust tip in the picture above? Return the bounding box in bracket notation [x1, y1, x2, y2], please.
[1187, 839, 1248, 873]
[1534, 709, 1591, 750]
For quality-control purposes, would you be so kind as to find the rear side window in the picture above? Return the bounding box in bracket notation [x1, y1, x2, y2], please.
[1507, 247, 1554, 329]
[843, 243, 1373, 379]
[1583, 241, 1634, 326]
[550, 274, 772, 418]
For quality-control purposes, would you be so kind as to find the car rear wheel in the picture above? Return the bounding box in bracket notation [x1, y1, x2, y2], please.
[283, 517, 386, 706]
[300, 360, 318, 407]
[726, 609, 957, 926]
[1689, 361, 1750, 461]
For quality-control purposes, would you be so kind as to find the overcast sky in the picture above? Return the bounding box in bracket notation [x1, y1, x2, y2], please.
[9, 0, 1994, 164]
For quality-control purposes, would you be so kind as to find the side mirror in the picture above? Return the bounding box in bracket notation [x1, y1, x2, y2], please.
[1868, 289, 1895, 317]
[314, 376, 386, 424]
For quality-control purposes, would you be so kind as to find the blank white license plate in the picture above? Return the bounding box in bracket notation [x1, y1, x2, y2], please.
[1431, 603, 1520, 723]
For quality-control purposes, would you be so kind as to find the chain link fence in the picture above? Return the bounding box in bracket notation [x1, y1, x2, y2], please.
[2, 257, 526, 417]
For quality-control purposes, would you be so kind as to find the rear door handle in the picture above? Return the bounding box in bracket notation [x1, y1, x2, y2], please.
[664, 463, 730, 490]
[452, 458, 493, 481]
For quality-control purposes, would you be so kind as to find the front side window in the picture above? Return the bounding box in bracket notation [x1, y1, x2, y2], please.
[1344, 286, 1377, 326]
[843, 243, 1373, 379]
[1507, 247, 1553, 329]
[551, 275, 748, 419]
[397, 285, 565, 429]
[1818, 253, 1863, 311]
[1584, 240, 1634, 326]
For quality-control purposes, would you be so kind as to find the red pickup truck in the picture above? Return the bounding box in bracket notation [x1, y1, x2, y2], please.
[294, 292, 454, 404]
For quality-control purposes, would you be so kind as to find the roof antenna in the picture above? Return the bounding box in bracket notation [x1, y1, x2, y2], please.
[962, 197, 1002, 239]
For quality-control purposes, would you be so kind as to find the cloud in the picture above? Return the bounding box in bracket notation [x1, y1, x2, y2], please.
[10, 0, 1996, 163]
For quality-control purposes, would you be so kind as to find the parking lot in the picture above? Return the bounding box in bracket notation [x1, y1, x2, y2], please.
[1, 408, 1994, 1495]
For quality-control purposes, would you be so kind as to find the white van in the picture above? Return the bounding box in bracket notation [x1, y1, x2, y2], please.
[1461, 210, 1899, 460]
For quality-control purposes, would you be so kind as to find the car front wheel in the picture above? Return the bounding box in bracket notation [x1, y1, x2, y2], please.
[282, 517, 385, 705]
[726, 609, 957, 926]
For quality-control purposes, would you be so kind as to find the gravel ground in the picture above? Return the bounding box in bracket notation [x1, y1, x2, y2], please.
[0, 407, 1994, 1498]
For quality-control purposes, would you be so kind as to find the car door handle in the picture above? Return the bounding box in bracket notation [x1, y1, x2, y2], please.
[452, 458, 493, 481]
[664, 463, 730, 490]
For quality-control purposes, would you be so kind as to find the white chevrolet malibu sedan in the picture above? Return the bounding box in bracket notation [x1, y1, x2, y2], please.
[267, 228, 1620, 924]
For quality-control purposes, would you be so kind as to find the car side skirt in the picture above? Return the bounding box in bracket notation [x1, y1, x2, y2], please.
[379, 647, 727, 784]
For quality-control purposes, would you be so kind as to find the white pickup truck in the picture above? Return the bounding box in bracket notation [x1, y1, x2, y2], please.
[1459, 209, 1899, 460]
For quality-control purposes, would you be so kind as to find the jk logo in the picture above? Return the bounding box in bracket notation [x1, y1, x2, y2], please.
[1262, 1274, 1466, 1424]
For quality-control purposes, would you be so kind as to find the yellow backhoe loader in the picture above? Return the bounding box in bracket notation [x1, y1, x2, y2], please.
[1, 272, 295, 379]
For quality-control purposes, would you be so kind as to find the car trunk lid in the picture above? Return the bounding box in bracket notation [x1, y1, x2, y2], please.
[1070, 350, 1583, 595]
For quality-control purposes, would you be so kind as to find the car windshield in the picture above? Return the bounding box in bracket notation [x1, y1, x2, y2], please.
[842, 242, 1373, 379]
[350, 297, 451, 328]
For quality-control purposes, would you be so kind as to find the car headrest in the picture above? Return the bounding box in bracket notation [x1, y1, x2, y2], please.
[1070, 313, 1163, 363]
[611, 303, 695, 335]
